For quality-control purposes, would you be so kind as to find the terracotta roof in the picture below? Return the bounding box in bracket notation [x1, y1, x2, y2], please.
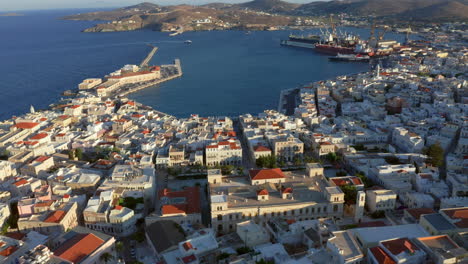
[44, 210, 66, 223]
[14, 122, 39, 129]
[54, 233, 104, 263]
[14, 179, 28, 187]
[162, 204, 187, 215]
[0, 246, 17, 257]
[257, 189, 269, 196]
[30, 133, 48, 140]
[441, 208, 468, 228]
[34, 200, 54, 208]
[34, 156, 50, 163]
[182, 254, 196, 264]
[381, 238, 419, 256]
[159, 187, 201, 215]
[254, 145, 271, 152]
[281, 187, 293, 194]
[4, 232, 26, 240]
[249, 168, 285, 180]
[405, 208, 436, 220]
[369, 246, 396, 264]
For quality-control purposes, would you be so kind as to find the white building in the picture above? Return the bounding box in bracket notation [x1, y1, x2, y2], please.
[365, 189, 397, 213]
[205, 139, 242, 166]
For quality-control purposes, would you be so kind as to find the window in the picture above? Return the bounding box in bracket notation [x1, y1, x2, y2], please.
[299, 209, 303, 214]
[333, 204, 339, 212]
[229, 214, 232, 220]
[217, 215, 223, 221]
[283, 211, 287, 216]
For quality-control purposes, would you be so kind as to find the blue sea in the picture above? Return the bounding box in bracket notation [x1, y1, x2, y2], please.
[0, 9, 406, 119]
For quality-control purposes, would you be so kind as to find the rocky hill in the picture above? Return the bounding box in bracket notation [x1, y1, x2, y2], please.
[295, 0, 468, 20]
[237, 0, 300, 13]
[62, 0, 468, 33]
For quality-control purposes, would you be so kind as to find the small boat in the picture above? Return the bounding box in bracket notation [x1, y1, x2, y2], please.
[184, 40, 192, 44]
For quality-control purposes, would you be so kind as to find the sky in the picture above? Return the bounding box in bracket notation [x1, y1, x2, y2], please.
[1, 0, 320, 11]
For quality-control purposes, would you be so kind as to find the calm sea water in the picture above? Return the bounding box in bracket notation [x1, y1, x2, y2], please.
[0, 9, 406, 119]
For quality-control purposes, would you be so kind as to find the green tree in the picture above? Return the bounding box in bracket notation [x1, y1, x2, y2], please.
[115, 241, 124, 252]
[356, 171, 373, 188]
[75, 148, 83, 160]
[293, 155, 302, 166]
[336, 170, 347, 176]
[340, 185, 357, 204]
[424, 143, 444, 167]
[99, 252, 114, 263]
[327, 152, 338, 162]
[256, 155, 277, 168]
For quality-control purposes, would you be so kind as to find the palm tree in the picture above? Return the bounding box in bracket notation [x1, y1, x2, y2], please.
[100, 252, 114, 263]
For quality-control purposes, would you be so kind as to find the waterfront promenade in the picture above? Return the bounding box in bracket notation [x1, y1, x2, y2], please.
[116, 59, 182, 97]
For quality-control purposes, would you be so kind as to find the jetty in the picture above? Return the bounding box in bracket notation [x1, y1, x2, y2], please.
[140, 45, 158, 67]
[116, 59, 183, 97]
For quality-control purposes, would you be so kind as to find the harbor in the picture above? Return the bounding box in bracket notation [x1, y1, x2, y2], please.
[115, 59, 182, 97]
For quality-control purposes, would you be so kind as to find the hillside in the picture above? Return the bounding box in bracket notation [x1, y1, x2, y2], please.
[295, 0, 468, 20]
[397, 0, 468, 21]
[62, 0, 468, 33]
[237, 0, 300, 13]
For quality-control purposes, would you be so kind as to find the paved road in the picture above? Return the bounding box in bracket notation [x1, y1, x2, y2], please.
[233, 119, 256, 171]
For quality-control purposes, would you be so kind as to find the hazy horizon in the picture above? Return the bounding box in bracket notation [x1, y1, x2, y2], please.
[1, 0, 324, 12]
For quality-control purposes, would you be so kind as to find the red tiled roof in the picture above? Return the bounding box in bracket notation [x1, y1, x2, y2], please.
[351, 177, 363, 185]
[182, 254, 197, 264]
[369, 246, 396, 264]
[441, 208, 468, 228]
[381, 238, 419, 256]
[331, 178, 348, 186]
[14, 179, 28, 187]
[257, 189, 269, 196]
[282, 187, 293, 194]
[0, 246, 17, 257]
[34, 200, 54, 208]
[54, 233, 104, 263]
[162, 204, 187, 215]
[254, 146, 271, 152]
[34, 156, 50, 163]
[405, 208, 436, 220]
[14, 122, 39, 129]
[30, 133, 48, 140]
[159, 187, 201, 215]
[249, 168, 285, 180]
[5, 232, 26, 241]
[70, 105, 81, 109]
[44, 210, 66, 223]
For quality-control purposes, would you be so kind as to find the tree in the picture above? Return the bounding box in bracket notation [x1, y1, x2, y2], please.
[327, 152, 338, 162]
[99, 252, 114, 263]
[356, 171, 373, 188]
[115, 241, 124, 252]
[75, 148, 83, 160]
[236, 246, 252, 255]
[424, 143, 444, 167]
[370, 210, 385, 219]
[340, 185, 357, 204]
[256, 155, 277, 169]
[336, 170, 347, 176]
[293, 155, 302, 166]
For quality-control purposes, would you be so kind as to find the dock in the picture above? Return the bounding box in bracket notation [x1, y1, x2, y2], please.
[116, 59, 183, 97]
[140, 45, 158, 67]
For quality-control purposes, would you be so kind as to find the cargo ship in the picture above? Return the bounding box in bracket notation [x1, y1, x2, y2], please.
[280, 34, 321, 49]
